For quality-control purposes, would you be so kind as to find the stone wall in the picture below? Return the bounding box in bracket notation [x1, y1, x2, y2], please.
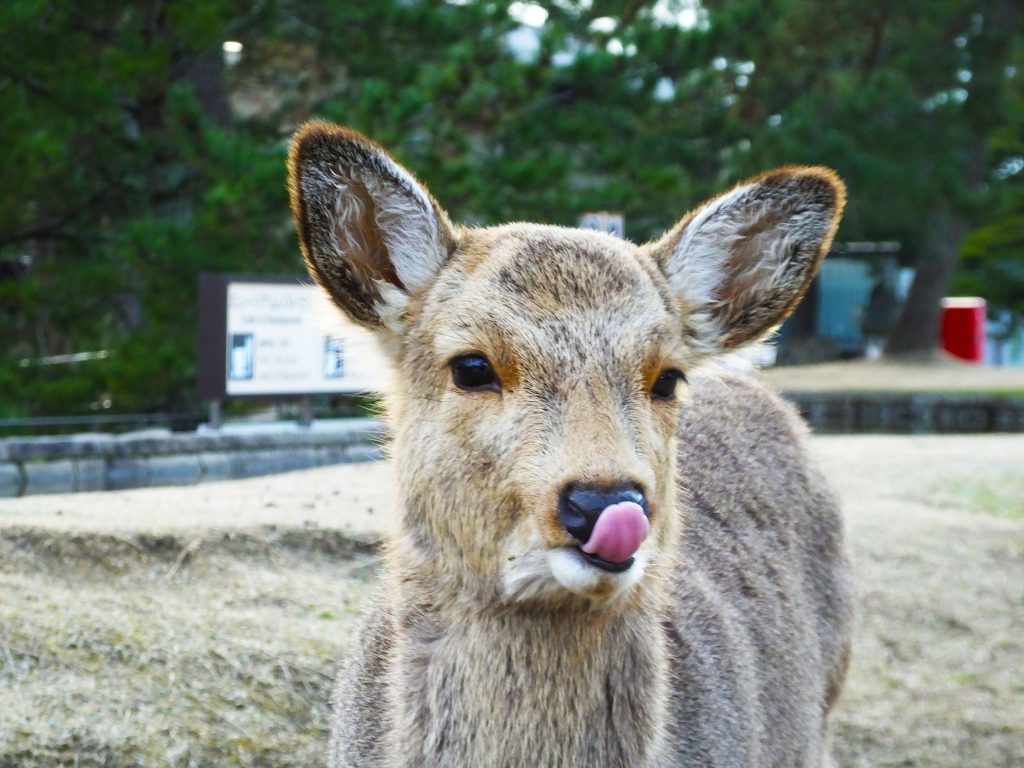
[783, 392, 1024, 434]
[0, 420, 384, 498]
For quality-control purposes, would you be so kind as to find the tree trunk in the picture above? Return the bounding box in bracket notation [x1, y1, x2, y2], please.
[885, 208, 968, 356]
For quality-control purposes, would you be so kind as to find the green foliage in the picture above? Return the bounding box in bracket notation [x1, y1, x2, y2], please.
[1, 0, 1022, 417]
[702, 0, 1019, 239]
[953, 35, 1024, 316]
[0, 1, 294, 416]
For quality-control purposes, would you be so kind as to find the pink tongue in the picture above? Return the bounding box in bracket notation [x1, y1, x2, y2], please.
[581, 502, 649, 563]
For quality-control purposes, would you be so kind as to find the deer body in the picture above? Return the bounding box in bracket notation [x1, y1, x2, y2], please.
[287, 122, 853, 768]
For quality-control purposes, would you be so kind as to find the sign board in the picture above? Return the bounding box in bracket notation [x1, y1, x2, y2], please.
[578, 211, 625, 238]
[198, 274, 388, 399]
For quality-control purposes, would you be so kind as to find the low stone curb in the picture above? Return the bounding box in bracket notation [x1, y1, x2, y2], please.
[0, 419, 385, 498]
[783, 392, 1024, 434]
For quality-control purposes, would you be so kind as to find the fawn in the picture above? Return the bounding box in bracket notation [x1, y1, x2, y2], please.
[288, 121, 853, 768]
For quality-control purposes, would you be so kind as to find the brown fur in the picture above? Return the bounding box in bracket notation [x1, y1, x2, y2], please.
[287, 122, 853, 767]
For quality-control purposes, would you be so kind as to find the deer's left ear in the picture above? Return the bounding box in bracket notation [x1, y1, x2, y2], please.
[643, 167, 845, 353]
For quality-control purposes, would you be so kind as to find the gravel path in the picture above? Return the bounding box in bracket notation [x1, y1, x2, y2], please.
[760, 356, 1024, 393]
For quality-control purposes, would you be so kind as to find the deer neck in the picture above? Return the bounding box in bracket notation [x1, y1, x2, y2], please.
[388, 590, 671, 768]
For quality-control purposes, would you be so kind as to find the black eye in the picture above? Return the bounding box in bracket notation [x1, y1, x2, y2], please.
[651, 369, 685, 400]
[451, 354, 500, 392]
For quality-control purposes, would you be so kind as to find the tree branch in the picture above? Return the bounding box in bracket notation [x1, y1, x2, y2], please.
[0, 60, 52, 98]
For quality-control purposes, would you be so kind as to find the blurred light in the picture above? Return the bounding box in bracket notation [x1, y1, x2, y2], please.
[923, 91, 949, 111]
[677, 8, 698, 28]
[957, 69, 972, 83]
[712, 56, 728, 71]
[552, 48, 577, 68]
[653, 77, 676, 102]
[551, 36, 582, 68]
[19, 350, 113, 368]
[551, 0, 593, 11]
[222, 40, 243, 66]
[735, 74, 749, 88]
[505, 26, 541, 62]
[508, 2, 548, 27]
[589, 16, 617, 33]
[650, 0, 703, 30]
[767, 113, 782, 126]
[995, 156, 1024, 179]
[607, 38, 624, 56]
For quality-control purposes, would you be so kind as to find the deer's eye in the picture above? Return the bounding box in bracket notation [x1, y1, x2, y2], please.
[651, 369, 686, 400]
[451, 354, 500, 392]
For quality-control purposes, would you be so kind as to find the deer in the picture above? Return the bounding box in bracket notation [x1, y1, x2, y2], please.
[287, 120, 853, 768]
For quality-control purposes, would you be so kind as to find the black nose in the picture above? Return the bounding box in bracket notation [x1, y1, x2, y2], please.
[557, 483, 648, 544]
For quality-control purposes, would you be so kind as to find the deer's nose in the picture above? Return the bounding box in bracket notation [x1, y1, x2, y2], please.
[557, 483, 649, 545]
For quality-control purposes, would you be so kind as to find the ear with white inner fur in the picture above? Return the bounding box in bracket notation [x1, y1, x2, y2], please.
[288, 120, 455, 332]
[643, 167, 845, 354]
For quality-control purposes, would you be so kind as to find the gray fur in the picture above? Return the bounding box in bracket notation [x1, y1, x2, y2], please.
[286, 122, 853, 768]
[329, 376, 852, 767]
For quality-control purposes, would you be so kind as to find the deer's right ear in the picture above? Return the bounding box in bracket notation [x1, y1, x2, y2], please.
[288, 121, 455, 332]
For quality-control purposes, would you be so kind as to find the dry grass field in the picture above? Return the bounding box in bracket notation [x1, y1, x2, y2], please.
[1, 435, 1022, 767]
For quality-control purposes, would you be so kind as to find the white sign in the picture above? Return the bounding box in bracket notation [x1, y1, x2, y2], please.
[224, 282, 387, 396]
[578, 211, 625, 237]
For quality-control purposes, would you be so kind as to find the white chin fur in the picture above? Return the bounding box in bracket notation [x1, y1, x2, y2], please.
[549, 549, 646, 598]
[501, 547, 647, 604]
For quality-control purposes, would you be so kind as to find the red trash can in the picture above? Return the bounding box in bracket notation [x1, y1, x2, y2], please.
[940, 297, 986, 363]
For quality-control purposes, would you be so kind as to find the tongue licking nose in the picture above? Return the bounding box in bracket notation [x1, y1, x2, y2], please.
[581, 501, 649, 563]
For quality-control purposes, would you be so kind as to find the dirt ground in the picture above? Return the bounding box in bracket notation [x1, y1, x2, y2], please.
[759, 354, 1024, 394]
[1, 435, 1022, 767]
